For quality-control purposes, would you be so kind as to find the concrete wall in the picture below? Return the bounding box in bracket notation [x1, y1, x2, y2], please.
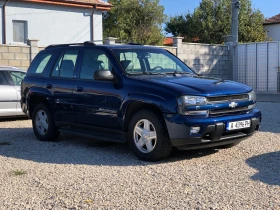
[0, 38, 231, 79]
[0, 44, 31, 70]
[0, 1, 103, 45]
[264, 24, 280, 41]
[173, 38, 230, 79]
[158, 46, 177, 55]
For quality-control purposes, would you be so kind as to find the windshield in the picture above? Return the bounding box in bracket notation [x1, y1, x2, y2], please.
[112, 48, 195, 75]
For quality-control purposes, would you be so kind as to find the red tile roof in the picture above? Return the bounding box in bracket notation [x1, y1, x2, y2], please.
[164, 37, 173, 46]
[59, 0, 111, 6]
[264, 14, 280, 25]
[21, 0, 112, 10]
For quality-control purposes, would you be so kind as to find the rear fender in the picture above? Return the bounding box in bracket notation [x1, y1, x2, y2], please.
[25, 87, 54, 118]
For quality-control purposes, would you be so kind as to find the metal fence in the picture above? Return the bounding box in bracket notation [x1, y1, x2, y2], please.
[235, 42, 280, 93]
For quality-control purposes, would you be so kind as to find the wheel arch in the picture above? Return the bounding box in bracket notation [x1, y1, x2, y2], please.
[123, 101, 168, 134]
[27, 88, 53, 118]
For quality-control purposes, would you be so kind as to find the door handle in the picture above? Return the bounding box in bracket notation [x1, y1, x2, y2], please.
[75, 87, 83, 92]
[46, 84, 52, 89]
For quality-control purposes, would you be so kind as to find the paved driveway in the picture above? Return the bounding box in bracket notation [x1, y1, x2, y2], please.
[0, 102, 279, 209]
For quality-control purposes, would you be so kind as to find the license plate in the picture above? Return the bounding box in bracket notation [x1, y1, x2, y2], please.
[227, 120, 251, 130]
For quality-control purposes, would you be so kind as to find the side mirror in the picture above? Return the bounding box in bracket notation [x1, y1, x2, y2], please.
[94, 70, 114, 81]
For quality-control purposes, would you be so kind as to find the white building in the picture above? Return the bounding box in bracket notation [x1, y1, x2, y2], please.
[264, 14, 280, 41]
[0, 0, 112, 46]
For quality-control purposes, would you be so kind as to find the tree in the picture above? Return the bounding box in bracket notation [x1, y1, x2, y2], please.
[103, 0, 166, 45]
[165, 0, 267, 44]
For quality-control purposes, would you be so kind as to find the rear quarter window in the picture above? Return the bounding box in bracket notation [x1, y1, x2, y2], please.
[27, 52, 54, 75]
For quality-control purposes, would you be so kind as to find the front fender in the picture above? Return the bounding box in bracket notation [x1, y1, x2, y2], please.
[119, 92, 177, 119]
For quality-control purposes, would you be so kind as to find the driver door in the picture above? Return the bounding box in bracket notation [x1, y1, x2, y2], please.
[72, 49, 123, 130]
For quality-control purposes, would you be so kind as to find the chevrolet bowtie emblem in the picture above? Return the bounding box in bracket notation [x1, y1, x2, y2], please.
[229, 102, 238, 108]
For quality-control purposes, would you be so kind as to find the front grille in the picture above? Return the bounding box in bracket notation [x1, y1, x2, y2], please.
[207, 94, 252, 116]
[210, 106, 249, 115]
[207, 94, 248, 104]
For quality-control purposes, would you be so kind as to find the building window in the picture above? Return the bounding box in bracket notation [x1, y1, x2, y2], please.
[13, 20, 27, 43]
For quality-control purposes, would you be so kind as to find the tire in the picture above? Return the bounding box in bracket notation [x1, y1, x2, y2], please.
[128, 110, 173, 161]
[32, 103, 60, 141]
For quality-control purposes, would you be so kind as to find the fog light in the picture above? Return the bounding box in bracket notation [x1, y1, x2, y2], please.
[190, 127, 200, 134]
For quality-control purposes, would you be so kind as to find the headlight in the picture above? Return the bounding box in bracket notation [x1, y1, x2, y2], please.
[248, 90, 256, 102]
[177, 95, 208, 115]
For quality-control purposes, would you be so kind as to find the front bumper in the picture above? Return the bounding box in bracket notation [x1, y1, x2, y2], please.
[164, 108, 261, 150]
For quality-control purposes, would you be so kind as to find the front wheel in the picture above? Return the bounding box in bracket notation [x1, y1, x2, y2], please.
[128, 110, 172, 161]
[32, 103, 60, 141]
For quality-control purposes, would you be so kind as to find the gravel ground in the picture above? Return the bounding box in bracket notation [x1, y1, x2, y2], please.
[0, 102, 279, 210]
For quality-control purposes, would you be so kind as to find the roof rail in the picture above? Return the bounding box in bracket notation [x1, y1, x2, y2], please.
[45, 41, 96, 49]
[128, 42, 142, 45]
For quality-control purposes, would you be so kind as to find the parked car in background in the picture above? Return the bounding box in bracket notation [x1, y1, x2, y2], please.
[0, 66, 26, 118]
[21, 42, 261, 161]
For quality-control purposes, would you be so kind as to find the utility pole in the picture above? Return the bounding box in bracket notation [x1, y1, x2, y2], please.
[231, 0, 241, 45]
[226, 0, 241, 81]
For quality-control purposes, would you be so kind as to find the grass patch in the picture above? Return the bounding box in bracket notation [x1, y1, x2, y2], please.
[11, 170, 27, 176]
[0, 142, 11, 146]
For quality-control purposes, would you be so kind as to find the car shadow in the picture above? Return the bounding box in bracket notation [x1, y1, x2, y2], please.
[0, 127, 218, 166]
[255, 102, 280, 134]
[246, 151, 280, 186]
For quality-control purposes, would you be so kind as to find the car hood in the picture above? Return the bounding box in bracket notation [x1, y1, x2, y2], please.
[136, 75, 252, 96]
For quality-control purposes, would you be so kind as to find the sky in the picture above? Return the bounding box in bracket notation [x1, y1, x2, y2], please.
[159, 0, 280, 19]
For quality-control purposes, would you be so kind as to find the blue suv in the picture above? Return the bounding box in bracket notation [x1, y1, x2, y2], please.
[21, 42, 261, 161]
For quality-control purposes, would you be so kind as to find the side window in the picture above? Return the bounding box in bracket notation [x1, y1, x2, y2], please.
[51, 50, 79, 78]
[7, 71, 26, 86]
[120, 52, 141, 72]
[28, 53, 53, 74]
[0, 72, 9, 85]
[79, 50, 112, 80]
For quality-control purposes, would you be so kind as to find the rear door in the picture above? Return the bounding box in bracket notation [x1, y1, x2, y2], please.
[0, 71, 18, 116]
[47, 49, 80, 125]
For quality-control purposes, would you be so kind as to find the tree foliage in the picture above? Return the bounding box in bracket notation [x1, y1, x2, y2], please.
[103, 0, 166, 45]
[165, 0, 267, 44]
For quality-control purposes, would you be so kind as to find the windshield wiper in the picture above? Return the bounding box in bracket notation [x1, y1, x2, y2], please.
[143, 71, 166, 76]
[165, 71, 194, 76]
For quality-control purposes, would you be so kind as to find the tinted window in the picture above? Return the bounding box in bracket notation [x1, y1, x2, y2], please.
[7, 71, 26, 86]
[113, 49, 194, 74]
[79, 49, 112, 80]
[51, 50, 79, 78]
[28, 53, 53, 74]
[120, 52, 141, 71]
[0, 72, 9, 85]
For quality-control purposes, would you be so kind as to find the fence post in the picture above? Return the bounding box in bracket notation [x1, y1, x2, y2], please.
[225, 36, 235, 80]
[104, 37, 117, 45]
[172, 37, 183, 57]
[27, 39, 39, 62]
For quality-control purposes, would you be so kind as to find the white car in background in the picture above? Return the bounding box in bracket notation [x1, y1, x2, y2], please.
[0, 66, 26, 117]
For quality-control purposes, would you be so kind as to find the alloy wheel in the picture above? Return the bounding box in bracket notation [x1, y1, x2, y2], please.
[35, 110, 49, 135]
[133, 119, 157, 153]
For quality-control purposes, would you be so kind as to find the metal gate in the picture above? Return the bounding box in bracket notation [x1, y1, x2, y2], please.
[235, 42, 280, 93]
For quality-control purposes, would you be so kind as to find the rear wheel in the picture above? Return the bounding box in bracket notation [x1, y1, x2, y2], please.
[128, 110, 172, 161]
[32, 103, 60, 141]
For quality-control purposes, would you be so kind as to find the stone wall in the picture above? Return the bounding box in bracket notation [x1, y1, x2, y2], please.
[173, 38, 230, 80]
[0, 40, 45, 71]
[0, 44, 31, 70]
[0, 38, 231, 79]
[158, 46, 177, 55]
